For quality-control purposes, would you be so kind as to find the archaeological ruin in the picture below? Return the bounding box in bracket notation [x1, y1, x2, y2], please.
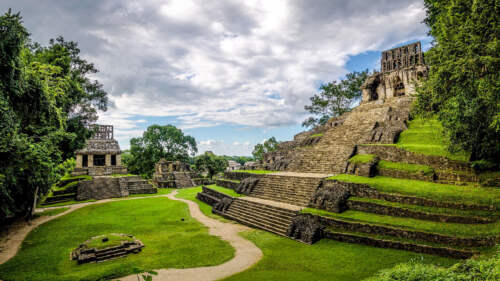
[153, 159, 211, 188]
[72, 125, 127, 177]
[197, 41, 498, 259]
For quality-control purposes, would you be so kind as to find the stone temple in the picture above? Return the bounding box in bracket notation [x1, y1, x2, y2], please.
[72, 125, 127, 176]
[196, 42, 493, 259]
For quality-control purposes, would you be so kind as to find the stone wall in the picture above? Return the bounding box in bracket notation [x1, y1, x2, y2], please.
[224, 171, 265, 181]
[77, 177, 123, 200]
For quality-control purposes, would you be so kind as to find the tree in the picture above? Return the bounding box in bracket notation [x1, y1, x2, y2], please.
[194, 152, 228, 179]
[302, 70, 369, 128]
[252, 137, 280, 161]
[415, 0, 500, 162]
[126, 125, 197, 178]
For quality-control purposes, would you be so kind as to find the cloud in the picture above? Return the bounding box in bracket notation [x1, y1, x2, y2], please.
[198, 139, 253, 156]
[1, 0, 429, 153]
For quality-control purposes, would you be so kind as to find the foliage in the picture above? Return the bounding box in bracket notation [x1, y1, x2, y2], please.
[125, 124, 197, 178]
[0, 10, 108, 222]
[52, 158, 76, 180]
[252, 137, 280, 161]
[348, 154, 376, 164]
[302, 70, 369, 128]
[194, 152, 228, 178]
[415, 0, 500, 162]
[0, 197, 234, 281]
[328, 175, 500, 208]
[366, 250, 499, 281]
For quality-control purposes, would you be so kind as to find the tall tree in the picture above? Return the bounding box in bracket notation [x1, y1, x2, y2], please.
[125, 125, 197, 177]
[252, 137, 280, 161]
[194, 152, 228, 178]
[415, 0, 500, 162]
[302, 70, 368, 128]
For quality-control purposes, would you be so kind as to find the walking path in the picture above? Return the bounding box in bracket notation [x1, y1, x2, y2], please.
[0, 191, 263, 281]
[118, 190, 262, 281]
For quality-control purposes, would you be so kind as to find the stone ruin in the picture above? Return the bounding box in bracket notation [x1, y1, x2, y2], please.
[71, 234, 144, 264]
[153, 159, 203, 188]
[72, 125, 127, 177]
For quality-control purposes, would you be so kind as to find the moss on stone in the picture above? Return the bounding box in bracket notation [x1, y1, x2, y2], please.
[377, 160, 434, 175]
[348, 154, 376, 164]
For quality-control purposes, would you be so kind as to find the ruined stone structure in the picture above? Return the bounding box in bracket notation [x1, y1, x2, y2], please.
[76, 176, 156, 201]
[153, 159, 206, 188]
[196, 41, 497, 259]
[361, 42, 428, 103]
[71, 234, 144, 264]
[72, 125, 127, 176]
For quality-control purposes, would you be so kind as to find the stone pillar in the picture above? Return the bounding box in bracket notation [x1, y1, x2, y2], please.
[76, 154, 83, 168]
[105, 154, 111, 166]
[116, 154, 122, 166]
[88, 154, 94, 167]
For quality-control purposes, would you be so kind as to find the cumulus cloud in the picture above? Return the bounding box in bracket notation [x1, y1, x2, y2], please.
[1, 0, 429, 152]
[198, 139, 253, 155]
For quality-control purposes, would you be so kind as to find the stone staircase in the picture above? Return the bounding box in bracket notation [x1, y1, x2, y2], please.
[173, 172, 196, 188]
[223, 198, 298, 236]
[249, 174, 323, 206]
[121, 177, 156, 195]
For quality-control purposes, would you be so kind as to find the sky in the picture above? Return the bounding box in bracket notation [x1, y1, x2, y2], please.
[1, 0, 431, 156]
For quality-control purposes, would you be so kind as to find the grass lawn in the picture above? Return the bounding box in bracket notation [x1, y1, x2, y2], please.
[175, 186, 233, 222]
[0, 197, 234, 281]
[205, 184, 242, 197]
[302, 208, 500, 237]
[222, 230, 456, 281]
[328, 175, 500, 208]
[232, 170, 277, 174]
[396, 118, 469, 162]
[349, 154, 376, 164]
[378, 160, 434, 175]
[85, 234, 135, 250]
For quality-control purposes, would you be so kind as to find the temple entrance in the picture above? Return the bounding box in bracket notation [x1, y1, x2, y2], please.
[93, 155, 106, 166]
[82, 155, 88, 167]
[394, 77, 405, 97]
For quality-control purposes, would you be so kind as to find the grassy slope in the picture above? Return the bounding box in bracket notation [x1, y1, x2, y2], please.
[349, 154, 376, 164]
[396, 117, 469, 162]
[328, 175, 500, 208]
[85, 234, 134, 250]
[222, 230, 456, 281]
[0, 197, 234, 281]
[205, 184, 242, 197]
[175, 186, 233, 223]
[303, 208, 500, 237]
[378, 160, 434, 175]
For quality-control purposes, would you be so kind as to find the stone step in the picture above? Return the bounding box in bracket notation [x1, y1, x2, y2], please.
[95, 250, 128, 261]
[225, 209, 291, 231]
[324, 228, 476, 259]
[249, 193, 310, 206]
[233, 200, 297, 218]
[224, 210, 289, 236]
[226, 205, 293, 227]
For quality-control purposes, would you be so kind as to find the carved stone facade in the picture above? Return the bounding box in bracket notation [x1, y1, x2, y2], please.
[72, 125, 127, 176]
[361, 42, 428, 103]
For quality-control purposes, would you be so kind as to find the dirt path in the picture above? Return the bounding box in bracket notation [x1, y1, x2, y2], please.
[0, 194, 174, 265]
[0, 191, 263, 281]
[118, 190, 263, 281]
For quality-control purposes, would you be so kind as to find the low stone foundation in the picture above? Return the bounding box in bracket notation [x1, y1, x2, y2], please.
[224, 171, 265, 181]
[216, 179, 240, 190]
[77, 176, 156, 201]
[71, 234, 144, 264]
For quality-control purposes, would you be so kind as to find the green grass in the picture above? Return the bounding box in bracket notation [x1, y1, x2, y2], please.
[125, 187, 170, 198]
[396, 117, 469, 162]
[328, 175, 500, 208]
[378, 160, 434, 175]
[52, 181, 79, 192]
[110, 174, 137, 178]
[232, 170, 277, 174]
[222, 230, 456, 281]
[349, 197, 496, 219]
[204, 184, 242, 197]
[218, 178, 241, 183]
[32, 207, 69, 218]
[85, 234, 135, 250]
[0, 197, 234, 281]
[175, 186, 232, 222]
[349, 154, 376, 164]
[302, 208, 500, 237]
[39, 199, 98, 208]
[59, 174, 92, 181]
[310, 133, 323, 138]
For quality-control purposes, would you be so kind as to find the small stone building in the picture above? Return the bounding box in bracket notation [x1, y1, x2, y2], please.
[227, 160, 242, 171]
[361, 41, 428, 103]
[72, 125, 127, 176]
[153, 159, 203, 188]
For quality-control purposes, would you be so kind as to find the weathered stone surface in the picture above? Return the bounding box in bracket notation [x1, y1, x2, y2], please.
[309, 183, 351, 213]
[216, 179, 239, 190]
[214, 197, 234, 212]
[71, 234, 144, 264]
[287, 213, 323, 244]
[235, 177, 260, 195]
[77, 177, 122, 200]
[224, 171, 265, 181]
[345, 155, 379, 177]
[377, 167, 435, 182]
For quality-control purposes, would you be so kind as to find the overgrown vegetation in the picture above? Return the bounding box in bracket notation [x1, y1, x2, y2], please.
[396, 118, 469, 162]
[327, 175, 500, 208]
[302, 70, 369, 128]
[415, 0, 500, 163]
[193, 151, 228, 179]
[252, 137, 280, 161]
[366, 249, 499, 281]
[378, 160, 434, 175]
[349, 154, 376, 164]
[0, 11, 108, 222]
